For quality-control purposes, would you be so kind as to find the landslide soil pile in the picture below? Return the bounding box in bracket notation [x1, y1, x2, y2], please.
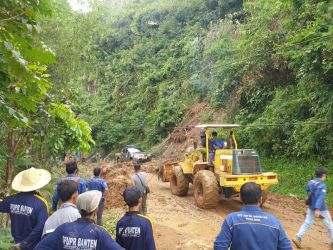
[99, 160, 161, 209]
[100, 162, 134, 208]
[151, 102, 225, 160]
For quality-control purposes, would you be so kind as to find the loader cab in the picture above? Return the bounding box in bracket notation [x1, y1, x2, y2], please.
[195, 124, 241, 165]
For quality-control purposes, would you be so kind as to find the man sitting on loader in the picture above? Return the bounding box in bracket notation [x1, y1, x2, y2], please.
[209, 131, 224, 164]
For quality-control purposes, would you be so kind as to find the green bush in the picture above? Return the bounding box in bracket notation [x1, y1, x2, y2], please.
[262, 157, 333, 206]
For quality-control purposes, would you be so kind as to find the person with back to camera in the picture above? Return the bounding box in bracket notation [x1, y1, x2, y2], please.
[131, 163, 149, 215]
[0, 167, 51, 250]
[116, 186, 156, 250]
[86, 167, 108, 226]
[214, 182, 292, 250]
[35, 190, 122, 250]
[42, 180, 81, 237]
[52, 161, 86, 212]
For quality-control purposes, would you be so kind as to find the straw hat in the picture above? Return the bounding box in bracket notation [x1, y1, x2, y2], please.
[12, 167, 51, 192]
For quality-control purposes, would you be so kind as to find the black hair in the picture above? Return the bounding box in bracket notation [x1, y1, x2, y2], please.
[315, 167, 327, 178]
[79, 209, 94, 218]
[211, 131, 218, 137]
[134, 163, 141, 172]
[240, 182, 262, 205]
[57, 180, 78, 202]
[94, 167, 102, 177]
[128, 200, 139, 207]
[66, 162, 78, 174]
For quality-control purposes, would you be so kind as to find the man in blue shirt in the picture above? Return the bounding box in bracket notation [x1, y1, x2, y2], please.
[52, 162, 86, 211]
[35, 190, 122, 250]
[208, 131, 224, 164]
[214, 182, 292, 250]
[116, 186, 156, 250]
[86, 167, 108, 226]
[0, 167, 51, 250]
[293, 167, 333, 249]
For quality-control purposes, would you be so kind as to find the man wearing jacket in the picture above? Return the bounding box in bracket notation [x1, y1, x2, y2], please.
[116, 186, 156, 250]
[52, 161, 86, 211]
[214, 182, 292, 250]
[293, 167, 333, 249]
[0, 167, 51, 250]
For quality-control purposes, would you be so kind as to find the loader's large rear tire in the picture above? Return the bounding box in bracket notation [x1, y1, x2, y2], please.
[194, 170, 219, 209]
[170, 166, 189, 196]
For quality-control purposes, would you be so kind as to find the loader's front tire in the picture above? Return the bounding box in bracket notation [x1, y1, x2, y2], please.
[194, 170, 219, 209]
[170, 166, 189, 196]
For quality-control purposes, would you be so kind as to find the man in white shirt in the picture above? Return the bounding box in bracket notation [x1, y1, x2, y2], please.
[131, 163, 149, 215]
[42, 180, 81, 237]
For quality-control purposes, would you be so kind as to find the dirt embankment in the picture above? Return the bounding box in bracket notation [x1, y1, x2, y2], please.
[150, 102, 225, 160]
[99, 161, 159, 209]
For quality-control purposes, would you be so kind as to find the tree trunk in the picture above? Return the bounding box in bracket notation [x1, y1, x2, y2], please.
[5, 129, 15, 195]
[5, 128, 22, 196]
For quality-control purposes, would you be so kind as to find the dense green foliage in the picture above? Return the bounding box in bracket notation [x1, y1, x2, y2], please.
[43, 0, 245, 153]
[0, 0, 94, 184]
[44, 0, 332, 161]
[262, 157, 333, 205]
[2, 0, 332, 167]
[217, 0, 333, 159]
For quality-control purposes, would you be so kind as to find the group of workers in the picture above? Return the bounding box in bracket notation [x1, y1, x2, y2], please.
[0, 157, 333, 249]
[0, 161, 154, 250]
[51, 162, 107, 226]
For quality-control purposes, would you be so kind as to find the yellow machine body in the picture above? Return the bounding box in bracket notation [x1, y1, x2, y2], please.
[176, 125, 278, 194]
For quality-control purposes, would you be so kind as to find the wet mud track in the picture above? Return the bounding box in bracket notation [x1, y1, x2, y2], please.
[147, 174, 331, 250]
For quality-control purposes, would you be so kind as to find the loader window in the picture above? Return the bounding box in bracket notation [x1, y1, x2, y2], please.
[233, 155, 261, 174]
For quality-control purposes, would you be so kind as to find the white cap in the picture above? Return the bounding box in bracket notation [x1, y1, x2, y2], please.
[76, 190, 102, 213]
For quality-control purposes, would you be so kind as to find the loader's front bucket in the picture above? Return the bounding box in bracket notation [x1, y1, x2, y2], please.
[159, 161, 178, 182]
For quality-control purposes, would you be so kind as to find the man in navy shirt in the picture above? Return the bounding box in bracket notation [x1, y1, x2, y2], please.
[214, 182, 292, 250]
[52, 161, 86, 211]
[35, 190, 122, 250]
[0, 167, 51, 250]
[86, 167, 108, 225]
[293, 167, 333, 249]
[116, 186, 156, 250]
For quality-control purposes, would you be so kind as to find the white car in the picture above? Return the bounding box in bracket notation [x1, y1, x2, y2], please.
[116, 146, 151, 162]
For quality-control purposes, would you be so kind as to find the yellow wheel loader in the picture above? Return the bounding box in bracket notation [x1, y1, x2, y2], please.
[160, 124, 278, 209]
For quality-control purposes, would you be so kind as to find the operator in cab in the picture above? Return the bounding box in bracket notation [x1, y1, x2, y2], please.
[208, 131, 224, 164]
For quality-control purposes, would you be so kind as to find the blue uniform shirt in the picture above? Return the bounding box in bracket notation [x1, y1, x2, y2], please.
[52, 174, 86, 211]
[214, 140, 224, 149]
[214, 206, 292, 250]
[86, 176, 108, 195]
[307, 178, 327, 211]
[116, 211, 156, 250]
[0, 192, 48, 250]
[34, 218, 122, 250]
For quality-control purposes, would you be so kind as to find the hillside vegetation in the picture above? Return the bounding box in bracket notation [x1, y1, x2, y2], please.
[40, 0, 333, 160]
[1, 0, 333, 187]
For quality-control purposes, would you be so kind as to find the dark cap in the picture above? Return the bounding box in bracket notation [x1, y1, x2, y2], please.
[123, 186, 144, 207]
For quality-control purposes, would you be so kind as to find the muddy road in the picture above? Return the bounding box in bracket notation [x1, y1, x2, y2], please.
[145, 174, 331, 250]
